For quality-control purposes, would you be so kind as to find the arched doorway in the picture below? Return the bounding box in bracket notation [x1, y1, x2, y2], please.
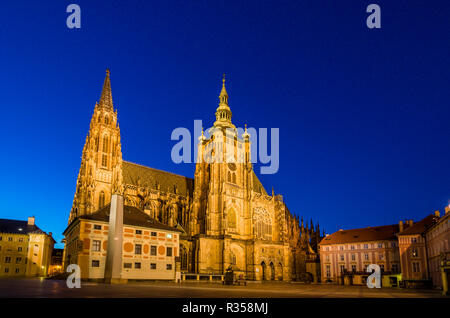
[261, 262, 267, 281]
[278, 262, 283, 281]
[270, 262, 275, 280]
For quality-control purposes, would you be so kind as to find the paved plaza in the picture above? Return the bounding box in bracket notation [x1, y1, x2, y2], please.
[0, 278, 446, 298]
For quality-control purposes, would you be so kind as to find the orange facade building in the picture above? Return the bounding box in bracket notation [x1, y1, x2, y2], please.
[63, 204, 181, 281]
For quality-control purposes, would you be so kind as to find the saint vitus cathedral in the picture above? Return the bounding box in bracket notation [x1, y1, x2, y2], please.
[66, 70, 323, 282]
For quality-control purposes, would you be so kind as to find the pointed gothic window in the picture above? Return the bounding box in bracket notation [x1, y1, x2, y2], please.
[102, 154, 107, 167]
[103, 135, 109, 152]
[105, 116, 109, 124]
[99, 191, 105, 208]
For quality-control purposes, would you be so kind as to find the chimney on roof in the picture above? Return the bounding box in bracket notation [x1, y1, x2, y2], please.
[49, 232, 52, 237]
[399, 220, 403, 232]
[434, 210, 440, 218]
[445, 206, 450, 215]
[408, 220, 413, 227]
[28, 216, 35, 226]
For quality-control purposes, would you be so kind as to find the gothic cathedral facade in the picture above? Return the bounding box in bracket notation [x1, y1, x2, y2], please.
[66, 70, 322, 282]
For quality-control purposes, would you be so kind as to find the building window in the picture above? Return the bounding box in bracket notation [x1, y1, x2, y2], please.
[5, 268, 9, 273]
[5, 257, 11, 263]
[151, 232, 157, 237]
[15, 268, 19, 274]
[150, 245, 157, 256]
[351, 254, 355, 261]
[364, 244, 368, 249]
[411, 249, 418, 257]
[102, 135, 109, 152]
[92, 240, 101, 252]
[102, 154, 107, 167]
[326, 255, 330, 262]
[135, 262, 141, 269]
[8, 237, 12, 242]
[16, 257, 21, 263]
[167, 247, 173, 257]
[92, 260, 100, 267]
[0, 236, 2, 241]
[135, 244, 142, 255]
[99, 191, 105, 208]
[166, 264, 172, 270]
[380, 264, 384, 272]
[340, 255, 344, 261]
[94, 225, 101, 230]
[150, 263, 156, 270]
[351, 265, 357, 272]
[136, 230, 142, 235]
[326, 265, 331, 278]
[391, 242, 396, 248]
[378, 243, 383, 248]
[19, 238, 23, 242]
[412, 262, 420, 273]
[364, 253, 369, 261]
[350, 245, 355, 250]
[18, 247, 22, 252]
[340, 265, 345, 273]
[339, 246, 344, 250]
[411, 237, 417, 243]
[379, 253, 384, 260]
[123, 263, 132, 269]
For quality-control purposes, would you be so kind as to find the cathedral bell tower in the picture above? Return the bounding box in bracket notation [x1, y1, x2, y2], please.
[68, 70, 123, 223]
[191, 76, 253, 237]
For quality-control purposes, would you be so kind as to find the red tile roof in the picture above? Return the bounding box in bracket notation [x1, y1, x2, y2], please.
[319, 224, 399, 245]
[398, 214, 439, 235]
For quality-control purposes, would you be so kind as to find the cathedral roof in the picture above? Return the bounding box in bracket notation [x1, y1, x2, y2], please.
[77, 204, 181, 232]
[122, 161, 194, 196]
[319, 224, 399, 245]
[122, 160, 268, 196]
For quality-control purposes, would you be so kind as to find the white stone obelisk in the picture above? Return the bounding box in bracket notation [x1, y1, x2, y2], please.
[104, 194, 125, 284]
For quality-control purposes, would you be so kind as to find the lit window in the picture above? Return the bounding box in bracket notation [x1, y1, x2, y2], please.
[150, 246, 157, 256]
[166, 233, 172, 239]
[92, 240, 101, 252]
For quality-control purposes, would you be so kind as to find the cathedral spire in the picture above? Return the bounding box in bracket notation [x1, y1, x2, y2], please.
[213, 74, 235, 129]
[98, 69, 113, 109]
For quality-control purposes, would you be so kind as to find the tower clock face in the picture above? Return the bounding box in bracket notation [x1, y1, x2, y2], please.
[228, 163, 237, 171]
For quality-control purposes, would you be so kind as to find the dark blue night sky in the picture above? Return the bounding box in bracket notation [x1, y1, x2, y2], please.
[0, 1, 449, 247]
